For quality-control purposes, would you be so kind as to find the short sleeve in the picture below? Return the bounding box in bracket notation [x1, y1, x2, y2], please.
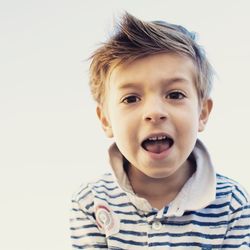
[222, 191, 250, 248]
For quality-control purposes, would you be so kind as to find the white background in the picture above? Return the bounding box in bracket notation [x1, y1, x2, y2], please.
[1, 0, 250, 249]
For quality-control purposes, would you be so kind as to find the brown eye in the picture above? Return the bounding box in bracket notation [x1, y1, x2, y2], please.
[167, 91, 186, 100]
[122, 96, 140, 104]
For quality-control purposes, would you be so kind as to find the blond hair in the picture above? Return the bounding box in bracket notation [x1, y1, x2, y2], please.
[89, 12, 214, 105]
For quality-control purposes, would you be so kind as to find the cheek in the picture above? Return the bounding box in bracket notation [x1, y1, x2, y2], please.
[110, 114, 128, 136]
[176, 110, 200, 134]
[112, 116, 137, 144]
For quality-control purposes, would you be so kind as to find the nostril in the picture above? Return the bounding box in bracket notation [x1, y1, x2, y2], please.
[144, 114, 167, 122]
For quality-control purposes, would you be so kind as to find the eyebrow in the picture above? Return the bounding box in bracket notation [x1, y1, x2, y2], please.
[117, 77, 190, 90]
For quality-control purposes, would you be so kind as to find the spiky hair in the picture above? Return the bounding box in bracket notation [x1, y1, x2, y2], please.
[89, 12, 213, 105]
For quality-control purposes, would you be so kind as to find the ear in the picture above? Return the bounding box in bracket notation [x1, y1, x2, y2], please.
[198, 98, 213, 132]
[96, 105, 113, 138]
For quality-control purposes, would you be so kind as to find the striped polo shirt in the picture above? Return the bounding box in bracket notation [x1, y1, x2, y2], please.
[70, 140, 250, 249]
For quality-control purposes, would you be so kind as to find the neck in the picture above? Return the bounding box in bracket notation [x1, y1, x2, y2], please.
[126, 158, 196, 209]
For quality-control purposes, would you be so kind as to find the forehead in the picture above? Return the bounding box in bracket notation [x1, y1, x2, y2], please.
[108, 53, 197, 90]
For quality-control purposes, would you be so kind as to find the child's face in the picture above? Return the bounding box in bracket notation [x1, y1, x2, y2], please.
[97, 53, 212, 179]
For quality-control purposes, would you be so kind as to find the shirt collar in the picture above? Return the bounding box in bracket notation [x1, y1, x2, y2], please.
[108, 139, 216, 216]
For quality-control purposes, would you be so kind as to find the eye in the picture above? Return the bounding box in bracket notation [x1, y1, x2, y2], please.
[122, 95, 140, 104]
[166, 91, 186, 100]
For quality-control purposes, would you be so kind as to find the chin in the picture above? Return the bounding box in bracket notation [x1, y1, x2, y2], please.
[146, 170, 174, 179]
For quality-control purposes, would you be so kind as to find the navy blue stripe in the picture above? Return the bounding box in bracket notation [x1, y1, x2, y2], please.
[149, 241, 221, 248]
[230, 204, 250, 214]
[77, 190, 92, 202]
[229, 214, 250, 226]
[72, 244, 107, 249]
[71, 208, 80, 212]
[231, 205, 250, 215]
[71, 216, 95, 222]
[94, 190, 127, 199]
[229, 204, 237, 212]
[114, 210, 139, 216]
[216, 191, 232, 197]
[235, 185, 248, 201]
[93, 185, 118, 191]
[224, 233, 250, 239]
[216, 174, 233, 182]
[221, 242, 249, 248]
[85, 201, 94, 210]
[216, 185, 232, 190]
[72, 206, 94, 217]
[150, 241, 249, 248]
[71, 232, 105, 239]
[96, 179, 114, 184]
[146, 211, 158, 217]
[70, 217, 87, 222]
[148, 231, 224, 239]
[76, 187, 88, 197]
[119, 218, 229, 227]
[216, 180, 233, 186]
[184, 210, 228, 218]
[217, 180, 229, 185]
[232, 192, 243, 206]
[70, 215, 88, 222]
[95, 196, 135, 208]
[109, 236, 147, 246]
[165, 219, 228, 227]
[206, 202, 230, 209]
[121, 219, 145, 224]
[119, 229, 147, 236]
[70, 224, 97, 230]
[229, 224, 250, 231]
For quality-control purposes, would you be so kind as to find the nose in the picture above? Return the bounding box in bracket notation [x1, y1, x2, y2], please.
[142, 99, 168, 123]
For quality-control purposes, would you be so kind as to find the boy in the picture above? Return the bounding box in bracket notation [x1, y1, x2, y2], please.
[70, 12, 250, 249]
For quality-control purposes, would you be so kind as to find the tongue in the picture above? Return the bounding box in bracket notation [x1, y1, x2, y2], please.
[144, 140, 171, 154]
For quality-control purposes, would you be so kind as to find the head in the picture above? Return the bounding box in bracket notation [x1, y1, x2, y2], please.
[89, 12, 214, 179]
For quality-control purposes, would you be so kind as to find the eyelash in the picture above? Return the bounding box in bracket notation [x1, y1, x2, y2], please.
[166, 91, 186, 100]
[121, 91, 186, 104]
[121, 95, 140, 104]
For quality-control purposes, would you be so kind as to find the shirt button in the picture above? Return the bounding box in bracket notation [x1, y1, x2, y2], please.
[96, 209, 111, 227]
[138, 210, 144, 216]
[152, 221, 162, 230]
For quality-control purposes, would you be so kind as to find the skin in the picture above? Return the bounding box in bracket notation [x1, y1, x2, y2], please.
[97, 53, 212, 209]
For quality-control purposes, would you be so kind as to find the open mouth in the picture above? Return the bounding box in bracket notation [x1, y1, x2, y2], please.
[141, 134, 174, 154]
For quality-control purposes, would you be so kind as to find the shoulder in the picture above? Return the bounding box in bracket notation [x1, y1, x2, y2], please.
[71, 173, 119, 211]
[216, 173, 250, 213]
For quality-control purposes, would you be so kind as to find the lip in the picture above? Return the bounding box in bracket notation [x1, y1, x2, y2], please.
[141, 132, 174, 160]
